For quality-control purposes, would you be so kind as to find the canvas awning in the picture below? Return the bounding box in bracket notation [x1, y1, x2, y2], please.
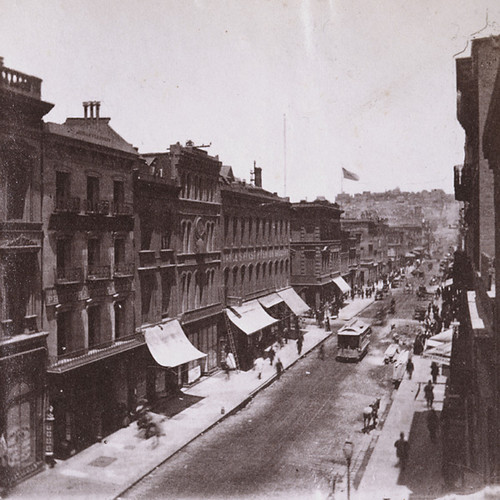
[258, 292, 284, 309]
[423, 341, 452, 364]
[425, 328, 453, 349]
[226, 300, 278, 335]
[145, 320, 206, 368]
[277, 287, 310, 316]
[333, 276, 351, 294]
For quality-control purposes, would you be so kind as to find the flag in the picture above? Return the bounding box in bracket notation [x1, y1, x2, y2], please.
[342, 167, 359, 181]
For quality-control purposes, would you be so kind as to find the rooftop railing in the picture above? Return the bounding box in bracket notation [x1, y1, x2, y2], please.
[0, 62, 42, 99]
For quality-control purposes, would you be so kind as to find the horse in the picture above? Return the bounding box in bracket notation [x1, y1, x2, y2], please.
[362, 398, 381, 432]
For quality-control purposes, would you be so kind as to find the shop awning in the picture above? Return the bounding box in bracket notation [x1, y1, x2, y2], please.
[425, 328, 453, 349]
[277, 287, 310, 316]
[423, 341, 452, 365]
[145, 320, 206, 368]
[226, 300, 278, 335]
[258, 292, 284, 309]
[333, 276, 351, 294]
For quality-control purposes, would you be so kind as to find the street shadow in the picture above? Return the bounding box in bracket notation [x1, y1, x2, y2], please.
[152, 393, 205, 418]
[396, 409, 450, 499]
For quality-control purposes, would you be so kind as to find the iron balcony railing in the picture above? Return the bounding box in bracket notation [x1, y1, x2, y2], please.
[55, 197, 81, 213]
[112, 201, 133, 216]
[84, 199, 110, 215]
[114, 262, 135, 277]
[56, 267, 83, 284]
[87, 264, 112, 280]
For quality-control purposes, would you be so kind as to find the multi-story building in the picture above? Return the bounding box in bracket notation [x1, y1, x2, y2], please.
[220, 165, 304, 370]
[443, 35, 500, 487]
[42, 102, 140, 457]
[341, 218, 388, 285]
[136, 142, 223, 394]
[290, 198, 352, 309]
[0, 58, 53, 487]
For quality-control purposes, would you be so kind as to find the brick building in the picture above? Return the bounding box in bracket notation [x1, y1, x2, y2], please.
[0, 58, 53, 487]
[290, 198, 353, 310]
[41, 102, 141, 457]
[220, 165, 305, 371]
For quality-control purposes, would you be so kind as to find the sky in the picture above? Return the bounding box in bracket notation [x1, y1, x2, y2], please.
[3, 0, 500, 201]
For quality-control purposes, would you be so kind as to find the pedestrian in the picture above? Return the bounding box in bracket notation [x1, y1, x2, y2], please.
[275, 358, 283, 379]
[406, 358, 414, 380]
[318, 344, 325, 360]
[268, 347, 275, 366]
[324, 316, 331, 332]
[427, 409, 439, 443]
[394, 432, 410, 469]
[221, 359, 231, 380]
[297, 335, 303, 355]
[424, 380, 434, 408]
[431, 362, 439, 384]
[254, 356, 264, 380]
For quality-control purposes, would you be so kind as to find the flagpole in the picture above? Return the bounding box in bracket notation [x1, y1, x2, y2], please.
[341, 167, 344, 194]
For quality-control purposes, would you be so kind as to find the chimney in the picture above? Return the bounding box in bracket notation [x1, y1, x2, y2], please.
[95, 101, 100, 119]
[254, 166, 262, 188]
[0, 57, 4, 68]
[83, 101, 89, 119]
[89, 101, 95, 119]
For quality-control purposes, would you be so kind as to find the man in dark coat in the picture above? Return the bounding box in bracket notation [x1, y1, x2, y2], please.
[424, 380, 434, 408]
[297, 335, 303, 355]
[431, 362, 439, 384]
[394, 432, 410, 469]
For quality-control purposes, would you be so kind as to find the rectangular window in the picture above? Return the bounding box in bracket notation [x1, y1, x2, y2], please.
[88, 238, 100, 267]
[57, 310, 72, 356]
[161, 229, 171, 250]
[55, 171, 71, 209]
[114, 238, 125, 264]
[87, 176, 99, 211]
[113, 180, 125, 205]
[88, 305, 100, 348]
[141, 275, 155, 324]
[57, 239, 71, 272]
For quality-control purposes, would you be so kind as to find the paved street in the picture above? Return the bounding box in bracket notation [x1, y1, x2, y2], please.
[123, 291, 424, 500]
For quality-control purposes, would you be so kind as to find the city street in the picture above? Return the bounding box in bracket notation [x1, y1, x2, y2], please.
[123, 286, 424, 500]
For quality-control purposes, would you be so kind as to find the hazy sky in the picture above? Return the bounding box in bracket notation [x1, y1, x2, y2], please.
[3, 0, 500, 200]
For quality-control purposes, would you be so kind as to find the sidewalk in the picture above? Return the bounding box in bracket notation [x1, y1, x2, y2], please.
[9, 297, 373, 500]
[355, 355, 447, 500]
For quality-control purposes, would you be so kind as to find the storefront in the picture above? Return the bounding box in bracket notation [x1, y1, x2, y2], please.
[47, 338, 144, 459]
[0, 334, 47, 487]
[225, 299, 278, 370]
[144, 319, 207, 387]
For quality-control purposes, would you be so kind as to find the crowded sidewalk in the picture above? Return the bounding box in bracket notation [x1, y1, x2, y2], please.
[8, 297, 373, 500]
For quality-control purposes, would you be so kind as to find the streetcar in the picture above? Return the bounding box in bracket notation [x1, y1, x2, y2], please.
[336, 319, 371, 362]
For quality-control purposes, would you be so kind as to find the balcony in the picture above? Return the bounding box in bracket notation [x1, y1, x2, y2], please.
[87, 264, 112, 280]
[112, 202, 133, 216]
[55, 197, 81, 214]
[56, 267, 83, 285]
[114, 262, 135, 278]
[84, 199, 110, 215]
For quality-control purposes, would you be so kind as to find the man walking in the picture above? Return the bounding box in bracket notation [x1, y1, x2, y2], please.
[297, 334, 303, 355]
[424, 380, 434, 408]
[431, 362, 439, 384]
[394, 432, 410, 470]
[275, 358, 283, 379]
[406, 358, 414, 380]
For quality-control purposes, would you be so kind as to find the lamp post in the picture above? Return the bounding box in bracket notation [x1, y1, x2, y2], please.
[343, 440, 354, 500]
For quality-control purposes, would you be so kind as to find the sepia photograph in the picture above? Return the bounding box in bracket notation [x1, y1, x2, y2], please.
[1, 1, 500, 499]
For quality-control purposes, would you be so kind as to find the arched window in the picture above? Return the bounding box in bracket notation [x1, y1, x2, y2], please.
[280, 260, 284, 286]
[233, 218, 238, 244]
[249, 218, 253, 244]
[181, 273, 187, 311]
[262, 262, 267, 284]
[186, 221, 192, 252]
[248, 264, 254, 289]
[256, 263, 261, 285]
[186, 173, 192, 199]
[194, 271, 200, 308]
[232, 267, 238, 293]
[274, 261, 278, 285]
[240, 266, 246, 296]
[256, 218, 260, 243]
[186, 272, 192, 310]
